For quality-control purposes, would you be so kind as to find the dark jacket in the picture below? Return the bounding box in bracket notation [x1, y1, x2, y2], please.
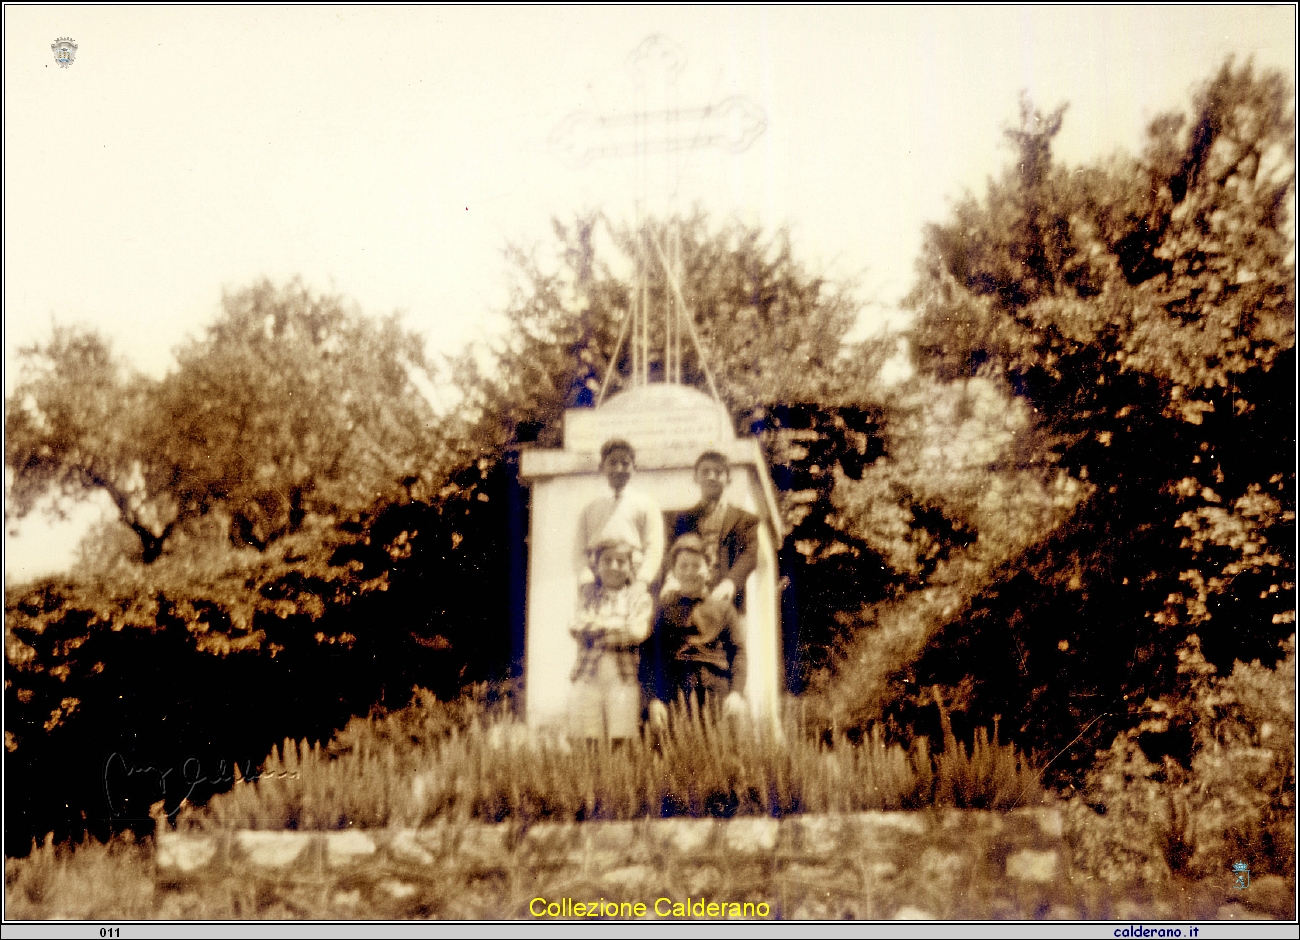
[670, 502, 760, 607]
[639, 591, 747, 704]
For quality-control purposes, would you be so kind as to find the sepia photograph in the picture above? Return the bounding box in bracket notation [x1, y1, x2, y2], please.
[4, 6, 1296, 934]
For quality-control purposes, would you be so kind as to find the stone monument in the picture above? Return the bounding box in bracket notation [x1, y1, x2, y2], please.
[518, 383, 785, 733]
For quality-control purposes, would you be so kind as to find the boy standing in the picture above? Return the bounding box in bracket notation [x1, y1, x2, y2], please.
[642, 533, 747, 723]
[574, 439, 665, 592]
[671, 451, 758, 611]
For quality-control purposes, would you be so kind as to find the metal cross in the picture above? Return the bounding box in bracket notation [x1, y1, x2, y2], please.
[551, 35, 767, 402]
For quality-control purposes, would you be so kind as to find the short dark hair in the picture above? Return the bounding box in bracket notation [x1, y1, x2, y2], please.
[600, 438, 636, 463]
[694, 450, 729, 472]
[668, 532, 707, 565]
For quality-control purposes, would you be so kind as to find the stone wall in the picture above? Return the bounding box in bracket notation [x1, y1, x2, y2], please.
[154, 808, 1099, 919]
[151, 808, 1296, 919]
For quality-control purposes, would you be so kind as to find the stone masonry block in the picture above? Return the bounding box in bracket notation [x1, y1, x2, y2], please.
[857, 810, 928, 836]
[455, 823, 514, 867]
[156, 833, 220, 873]
[938, 808, 984, 831]
[520, 822, 586, 867]
[236, 831, 311, 869]
[1034, 807, 1064, 840]
[413, 820, 455, 856]
[601, 863, 656, 888]
[722, 817, 779, 854]
[586, 820, 642, 857]
[918, 846, 968, 882]
[660, 818, 717, 855]
[1005, 848, 1059, 883]
[786, 814, 845, 857]
[325, 830, 377, 867]
[388, 828, 435, 865]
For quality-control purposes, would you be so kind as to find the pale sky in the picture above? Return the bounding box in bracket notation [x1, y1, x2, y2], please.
[4, 5, 1296, 580]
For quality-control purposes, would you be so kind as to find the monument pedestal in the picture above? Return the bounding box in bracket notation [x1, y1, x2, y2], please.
[518, 385, 784, 734]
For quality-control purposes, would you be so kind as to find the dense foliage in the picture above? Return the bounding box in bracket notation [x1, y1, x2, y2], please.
[835, 63, 1295, 779]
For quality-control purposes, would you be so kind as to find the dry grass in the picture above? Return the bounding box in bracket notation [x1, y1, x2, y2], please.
[188, 689, 1042, 830]
[5, 834, 157, 920]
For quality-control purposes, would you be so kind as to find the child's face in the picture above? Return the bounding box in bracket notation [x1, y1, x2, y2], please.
[694, 459, 729, 503]
[596, 547, 634, 589]
[601, 450, 634, 493]
[672, 550, 710, 596]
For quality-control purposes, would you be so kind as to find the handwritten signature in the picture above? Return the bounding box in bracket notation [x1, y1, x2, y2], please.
[102, 752, 298, 819]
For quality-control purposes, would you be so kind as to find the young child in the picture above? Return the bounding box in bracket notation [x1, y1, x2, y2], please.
[641, 533, 748, 725]
[569, 537, 654, 742]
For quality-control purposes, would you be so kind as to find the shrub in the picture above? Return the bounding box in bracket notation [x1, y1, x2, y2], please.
[1069, 633, 1296, 882]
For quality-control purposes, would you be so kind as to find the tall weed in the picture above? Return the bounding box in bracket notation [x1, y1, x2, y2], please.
[187, 689, 1042, 830]
[5, 833, 155, 920]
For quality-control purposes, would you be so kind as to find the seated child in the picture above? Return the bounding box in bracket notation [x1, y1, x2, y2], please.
[569, 537, 654, 741]
[641, 533, 747, 724]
